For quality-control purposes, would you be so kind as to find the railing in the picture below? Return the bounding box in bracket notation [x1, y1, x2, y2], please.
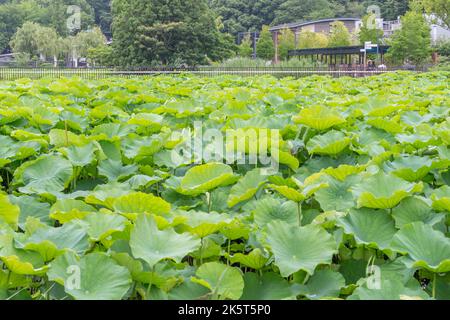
[0, 66, 425, 81]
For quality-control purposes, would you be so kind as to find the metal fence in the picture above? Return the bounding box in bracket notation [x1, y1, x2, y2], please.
[0, 66, 424, 81]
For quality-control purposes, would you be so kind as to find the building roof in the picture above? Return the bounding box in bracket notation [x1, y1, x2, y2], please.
[270, 18, 361, 32]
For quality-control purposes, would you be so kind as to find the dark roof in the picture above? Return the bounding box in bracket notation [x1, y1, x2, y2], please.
[289, 45, 390, 56]
[270, 18, 361, 32]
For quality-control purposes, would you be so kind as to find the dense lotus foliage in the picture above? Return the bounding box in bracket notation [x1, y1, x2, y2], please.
[0, 72, 449, 300]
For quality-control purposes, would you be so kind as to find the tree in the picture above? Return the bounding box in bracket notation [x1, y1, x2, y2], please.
[328, 21, 352, 47]
[359, 13, 384, 44]
[112, 0, 224, 66]
[238, 35, 253, 57]
[87, 44, 113, 66]
[256, 25, 274, 60]
[273, 0, 336, 25]
[10, 22, 41, 57]
[278, 28, 295, 60]
[298, 31, 329, 49]
[66, 26, 106, 67]
[413, 0, 450, 29]
[386, 11, 432, 65]
[208, 0, 283, 35]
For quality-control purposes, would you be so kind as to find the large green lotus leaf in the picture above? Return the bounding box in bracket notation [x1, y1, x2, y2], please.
[351, 172, 423, 209]
[431, 186, 450, 212]
[383, 155, 433, 182]
[227, 248, 269, 270]
[395, 132, 437, 149]
[18, 155, 73, 194]
[9, 195, 52, 228]
[241, 272, 295, 300]
[85, 182, 130, 208]
[175, 211, 231, 238]
[98, 159, 138, 182]
[121, 135, 165, 161]
[367, 117, 405, 134]
[391, 222, 450, 273]
[253, 198, 299, 227]
[192, 262, 244, 300]
[276, 149, 300, 171]
[49, 129, 88, 148]
[113, 192, 171, 219]
[60, 142, 98, 167]
[315, 175, 360, 212]
[48, 251, 132, 300]
[168, 281, 210, 300]
[267, 184, 305, 202]
[227, 168, 267, 207]
[91, 123, 136, 141]
[431, 273, 450, 301]
[323, 164, 366, 181]
[0, 194, 20, 228]
[348, 278, 429, 300]
[337, 208, 397, 251]
[392, 197, 444, 228]
[179, 163, 238, 196]
[0, 234, 47, 275]
[130, 214, 200, 267]
[220, 219, 251, 240]
[83, 212, 128, 242]
[293, 269, 345, 300]
[50, 199, 97, 223]
[19, 221, 90, 261]
[293, 106, 346, 130]
[306, 131, 351, 156]
[266, 221, 337, 277]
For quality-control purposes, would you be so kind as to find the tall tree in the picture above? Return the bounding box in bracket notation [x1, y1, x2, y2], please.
[386, 11, 432, 65]
[358, 13, 384, 44]
[256, 25, 274, 60]
[413, 0, 450, 29]
[112, 0, 227, 66]
[238, 34, 253, 57]
[328, 21, 352, 47]
[278, 28, 295, 60]
[298, 31, 329, 49]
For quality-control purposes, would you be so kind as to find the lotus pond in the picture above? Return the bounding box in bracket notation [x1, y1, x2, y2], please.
[0, 72, 449, 300]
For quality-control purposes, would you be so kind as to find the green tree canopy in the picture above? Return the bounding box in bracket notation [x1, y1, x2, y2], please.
[298, 31, 329, 49]
[413, 0, 450, 29]
[256, 25, 275, 60]
[359, 13, 385, 44]
[112, 0, 228, 66]
[328, 21, 352, 47]
[278, 28, 295, 60]
[386, 11, 432, 65]
[238, 35, 253, 57]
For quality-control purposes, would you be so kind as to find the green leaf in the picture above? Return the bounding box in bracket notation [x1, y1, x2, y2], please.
[293, 269, 345, 300]
[18, 155, 73, 194]
[48, 251, 132, 300]
[253, 198, 299, 227]
[113, 192, 171, 219]
[431, 186, 450, 212]
[227, 248, 268, 270]
[293, 106, 346, 130]
[351, 172, 423, 209]
[192, 262, 244, 300]
[130, 214, 200, 267]
[0, 194, 20, 228]
[241, 272, 295, 300]
[83, 213, 128, 242]
[227, 168, 267, 207]
[392, 197, 444, 228]
[180, 163, 238, 196]
[266, 221, 337, 277]
[390, 222, 450, 273]
[348, 278, 429, 300]
[306, 131, 351, 156]
[337, 208, 397, 251]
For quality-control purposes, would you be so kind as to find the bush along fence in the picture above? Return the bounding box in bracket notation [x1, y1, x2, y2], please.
[0, 66, 427, 80]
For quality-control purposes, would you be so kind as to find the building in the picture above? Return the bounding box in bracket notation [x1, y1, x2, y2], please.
[269, 17, 450, 63]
